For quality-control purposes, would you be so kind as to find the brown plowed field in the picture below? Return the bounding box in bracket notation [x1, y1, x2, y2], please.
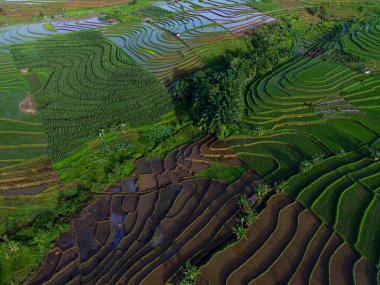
[26, 137, 263, 284]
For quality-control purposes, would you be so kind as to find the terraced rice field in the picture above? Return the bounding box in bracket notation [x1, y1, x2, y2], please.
[104, 6, 276, 84]
[104, 23, 203, 85]
[0, 48, 48, 168]
[196, 193, 378, 285]
[286, 145, 380, 266]
[152, 0, 251, 12]
[0, 156, 59, 196]
[0, 0, 133, 20]
[153, 12, 234, 48]
[227, 62, 380, 265]
[0, 17, 114, 47]
[0, 22, 57, 46]
[342, 20, 380, 60]
[51, 17, 115, 33]
[192, 6, 276, 35]
[225, 18, 380, 270]
[26, 136, 264, 285]
[11, 30, 172, 160]
[243, 56, 367, 129]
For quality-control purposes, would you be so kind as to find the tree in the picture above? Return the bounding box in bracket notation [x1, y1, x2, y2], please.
[173, 70, 243, 139]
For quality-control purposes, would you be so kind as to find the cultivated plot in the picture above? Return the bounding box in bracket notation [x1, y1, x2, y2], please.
[26, 137, 263, 285]
[51, 17, 116, 33]
[11, 30, 171, 160]
[0, 17, 115, 46]
[0, 48, 48, 168]
[104, 23, 203, 85]
[193, 5, 276, 35]
[196, 193, 377, 285]
[152, 0, 253, 12]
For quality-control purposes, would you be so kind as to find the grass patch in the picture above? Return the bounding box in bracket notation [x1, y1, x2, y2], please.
[195, 162, 246, 183]
[193, 37, 248, 66]
[42, 23, 56, 32]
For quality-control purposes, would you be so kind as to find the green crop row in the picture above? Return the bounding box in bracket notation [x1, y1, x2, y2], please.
[11, 30, 173, 161]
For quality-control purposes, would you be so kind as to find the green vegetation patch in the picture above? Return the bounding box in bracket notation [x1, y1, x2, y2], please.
[0, 49, 48, 168]
[195, 162, 246, 183]
[42, 23, 56, 32]
[11, 30, 172, 161]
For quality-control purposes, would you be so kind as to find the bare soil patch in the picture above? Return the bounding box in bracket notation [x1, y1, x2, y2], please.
[19, 95, 37, 115]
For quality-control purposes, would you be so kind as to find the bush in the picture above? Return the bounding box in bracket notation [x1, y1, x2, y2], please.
[179, 261, 199, 285]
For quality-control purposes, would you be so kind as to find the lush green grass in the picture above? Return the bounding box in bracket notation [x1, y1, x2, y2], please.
[11, 30, 172, 161]
[355, 195, 380, 267]
[42, 23, 56, 32]
[193, 38, 248, 66]
[195, 162, 246, 183]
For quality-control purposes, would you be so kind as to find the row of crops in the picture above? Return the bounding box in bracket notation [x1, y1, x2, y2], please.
[286, 145, 380, 267]
[10, 30, 172, 160]
[228, 18, 380, 268]
[342, 20, 380, 60]
[0, 48, 48, 169]
[197, 193, 378, 285]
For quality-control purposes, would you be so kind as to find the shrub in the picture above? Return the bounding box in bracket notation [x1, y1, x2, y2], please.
[256, 184, 272, 198]
[233, 224, 247, 240]
[179, 261, 199, 285]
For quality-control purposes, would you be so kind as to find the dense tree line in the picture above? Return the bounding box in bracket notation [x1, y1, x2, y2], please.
[173, 16, 308, 138]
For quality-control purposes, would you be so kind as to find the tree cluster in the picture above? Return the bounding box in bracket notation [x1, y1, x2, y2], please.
[173, 18, 299, 138]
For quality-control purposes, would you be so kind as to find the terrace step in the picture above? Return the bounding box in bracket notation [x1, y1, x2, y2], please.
[195, 194, 376, 285]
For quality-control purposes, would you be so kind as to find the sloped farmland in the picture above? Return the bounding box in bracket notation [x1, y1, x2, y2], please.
[26, 136, 264, 284]
[193, 6, 276, 36]
[0, 48, 48, 168]
[104, 23, 203, 85]
[11, 30, 171, 161]
[196, 193, 378, 285]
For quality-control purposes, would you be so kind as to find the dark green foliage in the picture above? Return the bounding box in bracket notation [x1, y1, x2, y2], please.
[173, 69, 243, 139]
[173, 17, 315, 139]
[308, 6, 333, 21]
